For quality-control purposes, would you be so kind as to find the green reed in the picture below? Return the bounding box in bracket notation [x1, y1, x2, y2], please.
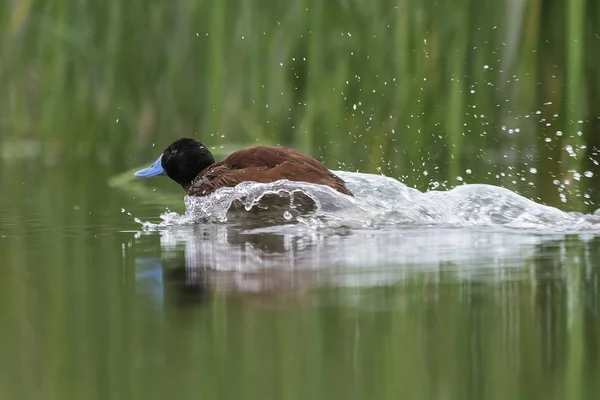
[0, 0, 598, 208]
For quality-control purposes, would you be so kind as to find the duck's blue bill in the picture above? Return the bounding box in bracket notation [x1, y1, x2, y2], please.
[135, 155, 165, 178]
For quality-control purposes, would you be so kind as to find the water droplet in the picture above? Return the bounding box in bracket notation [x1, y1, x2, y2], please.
[565, 145, 577, 157]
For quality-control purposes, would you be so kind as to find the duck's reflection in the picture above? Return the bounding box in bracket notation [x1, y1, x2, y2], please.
[135, 222, 579, 307]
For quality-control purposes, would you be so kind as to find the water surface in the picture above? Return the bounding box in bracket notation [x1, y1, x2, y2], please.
[2, 162, 600, 400]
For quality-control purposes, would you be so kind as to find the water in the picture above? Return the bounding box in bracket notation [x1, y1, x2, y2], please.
[140, 171, 600, 231]
[2, 162, 600, 399]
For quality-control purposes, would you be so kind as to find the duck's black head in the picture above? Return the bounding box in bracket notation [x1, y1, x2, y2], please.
[135, 138, 216, 189]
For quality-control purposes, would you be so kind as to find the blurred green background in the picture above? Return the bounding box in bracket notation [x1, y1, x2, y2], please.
[1, 0, 599, 208]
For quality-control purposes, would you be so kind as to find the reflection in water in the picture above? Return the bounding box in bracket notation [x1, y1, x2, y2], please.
[139, 223, 571, 299]
[128, 224, 600, 399]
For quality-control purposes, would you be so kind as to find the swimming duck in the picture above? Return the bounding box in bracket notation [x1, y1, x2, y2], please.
[134, 138, 353, 196]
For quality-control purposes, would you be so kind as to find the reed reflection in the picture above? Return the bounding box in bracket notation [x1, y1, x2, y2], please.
[126, 226, 600, 398]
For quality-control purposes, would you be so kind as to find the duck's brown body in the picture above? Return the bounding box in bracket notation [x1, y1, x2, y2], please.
[187, 146, 353, 196]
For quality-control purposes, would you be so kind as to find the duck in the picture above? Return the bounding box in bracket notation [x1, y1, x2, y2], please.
[134, 138, 353, 196]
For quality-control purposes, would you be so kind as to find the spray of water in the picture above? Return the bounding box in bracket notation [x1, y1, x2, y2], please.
[135, 171, 600, 232]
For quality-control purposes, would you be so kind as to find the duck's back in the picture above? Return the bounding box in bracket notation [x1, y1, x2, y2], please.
[187, 146, 353, 196]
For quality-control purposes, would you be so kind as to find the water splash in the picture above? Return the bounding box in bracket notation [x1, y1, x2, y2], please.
[136, 171, 600, 232]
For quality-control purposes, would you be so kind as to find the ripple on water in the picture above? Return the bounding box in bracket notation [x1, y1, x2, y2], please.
[135, 171, 600, 232]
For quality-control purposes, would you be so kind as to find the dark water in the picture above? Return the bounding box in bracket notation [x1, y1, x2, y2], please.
[2, 162, 600, 400]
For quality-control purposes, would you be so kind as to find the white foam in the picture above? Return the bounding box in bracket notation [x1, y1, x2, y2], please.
[136, 171, 600, 232]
